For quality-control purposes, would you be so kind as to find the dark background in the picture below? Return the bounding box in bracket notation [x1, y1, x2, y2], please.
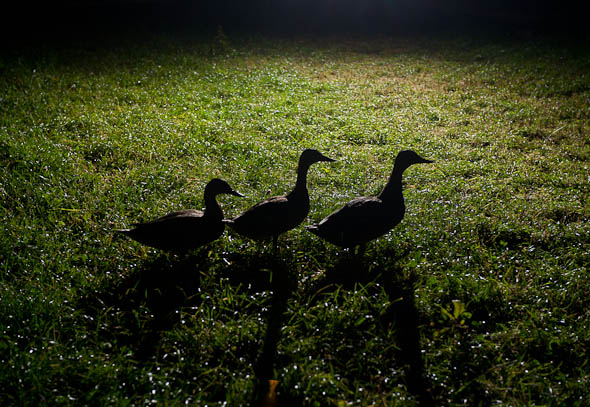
[3, 0, 588, 48]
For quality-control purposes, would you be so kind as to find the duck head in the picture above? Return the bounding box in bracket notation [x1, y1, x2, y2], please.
[205, 178, 244, 197]
[394, 150, 433, 171]
[299, 149, 335, 167]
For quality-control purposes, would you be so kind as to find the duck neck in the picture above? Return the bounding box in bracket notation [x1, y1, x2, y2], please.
[287, 161, 310, 199]
[204, 192, 223, 219]
[378, 163, 406, 202]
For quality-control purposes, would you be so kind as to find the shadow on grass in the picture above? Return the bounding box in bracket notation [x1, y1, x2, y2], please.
[306, 247, 435, 406]
[80, 245, 434, 405]
[218, 252, 299, 407]
[254, 268, 296, 407]
[380, 270, 435, 407]
[79, 251, 207, 360]
[306, 245, 411, 302]
[79, 247, 299, 405]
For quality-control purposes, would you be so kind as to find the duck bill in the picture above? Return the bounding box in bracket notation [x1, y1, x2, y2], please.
[319, 153, 336, 162]
[417, 156, 433, 164]
[231, 190, 245, 197]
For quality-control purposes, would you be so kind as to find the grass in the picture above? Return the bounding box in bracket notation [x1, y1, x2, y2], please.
[1, 34, 589, 406]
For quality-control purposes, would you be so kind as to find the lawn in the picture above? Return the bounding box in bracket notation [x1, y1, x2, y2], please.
[1, 34, 589, 406]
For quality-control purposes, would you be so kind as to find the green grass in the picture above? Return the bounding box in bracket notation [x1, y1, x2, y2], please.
[1, 34, 589, 406]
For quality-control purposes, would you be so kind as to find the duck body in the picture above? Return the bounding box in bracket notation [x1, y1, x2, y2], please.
[119, 209, 225, 252]
[225, 149, 334, 244]
[307, 195, 405, 248]
[118, 178, 242, 252]
[306, 150, 432, 248]
[226, 193, 309, 241]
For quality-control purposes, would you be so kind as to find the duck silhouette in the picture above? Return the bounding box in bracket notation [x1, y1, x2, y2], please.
[118, 178, 243, 252]
[306, 150, 432, 249]
[225, 149, 335, 248]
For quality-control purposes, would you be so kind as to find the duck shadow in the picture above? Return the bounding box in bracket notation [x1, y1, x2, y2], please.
[306, 245, 412, 303]
[218, 251, 298, 407]
[379, 269, 434, 406]
[305, 247, 434, 406]
[219, 250, 294, 293]
[252, 266, 296, 407]
[79, 251, 207, 360]
[79, 245, 433, 404]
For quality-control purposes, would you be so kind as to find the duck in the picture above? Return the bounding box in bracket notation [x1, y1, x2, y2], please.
[117, 178, 243, 252]
[224, 149, 335, 247]
[305, 150, 432, 249]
